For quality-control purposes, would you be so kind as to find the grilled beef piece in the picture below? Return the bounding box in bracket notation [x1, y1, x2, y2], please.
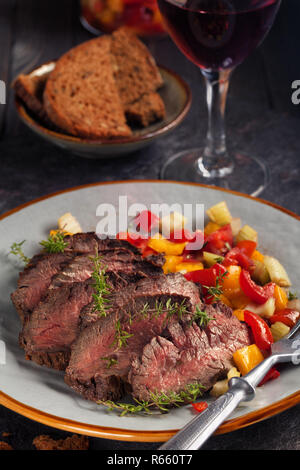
[21, 281, 94, 355]
[128, 303, 251, 401]
[65, 273, 202, 401]
[11, 252, 73, 322]
[13, 233, 164, 370]
[25, 350, 71, 371]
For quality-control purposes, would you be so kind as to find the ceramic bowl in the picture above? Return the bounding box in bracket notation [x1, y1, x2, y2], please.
[14, 62, 191, 159]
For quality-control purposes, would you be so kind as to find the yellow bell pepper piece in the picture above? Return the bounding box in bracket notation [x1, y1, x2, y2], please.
[274, 285, 288, 312]
[219, 294, 232, 307]
[175, 262, 204, 273]
[230, 293, 251, 309]
[251, 250, 264, 263]
[163, 255, 183, 274]
[221, 265, 242, 299]
[204, 221, 221, 236]
[233, 344, 264, 376]
[233, 309, 245, 322]
[50, 229, 73, 237]
[148, 235, 187, 256]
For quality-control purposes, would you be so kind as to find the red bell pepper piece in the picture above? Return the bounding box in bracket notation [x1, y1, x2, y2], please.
[240, 269, 275, 305]
[191, 401, 208, 413]
[185, 264, 227, 301]
[184, 268, 216, 286]
[168, 228, 196, 243]
[269, 309, 300, 328]
[133, 210, 159, 234]
[223, 247, 254, 271]
[223, 241, 256, 270]
[244, 310, 274, 351]
[116, 231, 149, 252]
[258, 367, 280, 386]
[184, 263, 226, 286]
[141, 246, 158, 258]
[183, 230, 205, 252]
[204, 224, 233, 255]
[236, 240, 257, 257]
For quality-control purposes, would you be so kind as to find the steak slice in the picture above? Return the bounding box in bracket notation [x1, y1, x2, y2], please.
[21, 281, 94, 355]
[128, 303, 251, 401]
[65, 273, 202, 401]
[11, 252, 73, 322]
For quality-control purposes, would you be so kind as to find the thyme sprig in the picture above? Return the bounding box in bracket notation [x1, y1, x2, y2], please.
[189, 306, 214, 328]
[134, 299, 190, 323]
[112, 320, 133, 349]
[40, 232, 68, 253]
[101, 356, 118, 369]
[204, 268, 228, 302]
[9, 240, 30, 265]
[288, 291, 298, 301]
[97, 383, 205, 416]
[90, 254, 111, 317]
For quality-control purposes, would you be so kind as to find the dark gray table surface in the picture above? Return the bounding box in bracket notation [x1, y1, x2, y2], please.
[0, 0, 299, 451]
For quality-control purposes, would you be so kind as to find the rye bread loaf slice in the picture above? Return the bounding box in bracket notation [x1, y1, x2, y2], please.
[43, 36, 132, 139]
[111, 28, 164, 109]
[126, 92, 166, 127]
[13, 72, 53, 126]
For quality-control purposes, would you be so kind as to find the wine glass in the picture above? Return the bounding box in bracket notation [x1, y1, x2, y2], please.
[157, 0, 281, 196]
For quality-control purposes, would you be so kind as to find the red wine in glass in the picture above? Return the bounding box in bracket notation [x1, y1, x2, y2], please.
[158, 0, 281, 196]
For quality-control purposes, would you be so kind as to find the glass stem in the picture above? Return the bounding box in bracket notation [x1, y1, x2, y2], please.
[197, 69, 234, 178]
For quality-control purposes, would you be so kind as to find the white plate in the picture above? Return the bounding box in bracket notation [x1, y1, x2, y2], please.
[0, 181, 299, 442]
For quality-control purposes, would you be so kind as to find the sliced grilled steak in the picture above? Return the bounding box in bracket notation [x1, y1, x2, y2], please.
[65, 273, 202, 401]
[11, 233, 164, 323]
[11, 252, 73, 322]
[13, 233, 165, 370]
[128, 303, 251, 401]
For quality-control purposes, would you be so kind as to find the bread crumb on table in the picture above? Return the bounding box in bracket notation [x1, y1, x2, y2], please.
[0, 441, 13, 450]
[32, 434, 89, 451]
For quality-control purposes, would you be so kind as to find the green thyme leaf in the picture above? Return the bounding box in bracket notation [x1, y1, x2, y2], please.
[101, 356, 118, 369]
[97, 383, 205, 416]
[90, 254, 111, 317]
[189, 306, 213, 328]
[204, 268, 228, 302]
[112, 320, 133, 349]
[9, 240, 30, 265]
[288, 291, 298, 301]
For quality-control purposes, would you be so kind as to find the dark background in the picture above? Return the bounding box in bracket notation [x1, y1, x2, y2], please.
[0, 0, 300, 450]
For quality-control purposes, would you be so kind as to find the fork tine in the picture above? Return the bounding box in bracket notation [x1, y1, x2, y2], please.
[286, 321, 300, 340]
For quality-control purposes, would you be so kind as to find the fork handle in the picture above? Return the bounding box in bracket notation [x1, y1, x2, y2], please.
[159, 378, 255, 451]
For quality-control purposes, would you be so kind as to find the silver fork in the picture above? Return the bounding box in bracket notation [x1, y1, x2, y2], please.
[159, 321, 300, 450]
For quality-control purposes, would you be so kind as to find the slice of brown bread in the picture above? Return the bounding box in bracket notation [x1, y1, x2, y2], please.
[126, 92, 166, 127]
[13, 72, 53, 126]
[111, 28, 164, 110]
[43, 36, 132, 139]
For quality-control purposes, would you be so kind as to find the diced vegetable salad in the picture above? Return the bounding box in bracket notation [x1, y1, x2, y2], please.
[117, 203, 300, 392]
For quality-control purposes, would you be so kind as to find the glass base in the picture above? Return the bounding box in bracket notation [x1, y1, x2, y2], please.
[160, 148, 269, 197]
